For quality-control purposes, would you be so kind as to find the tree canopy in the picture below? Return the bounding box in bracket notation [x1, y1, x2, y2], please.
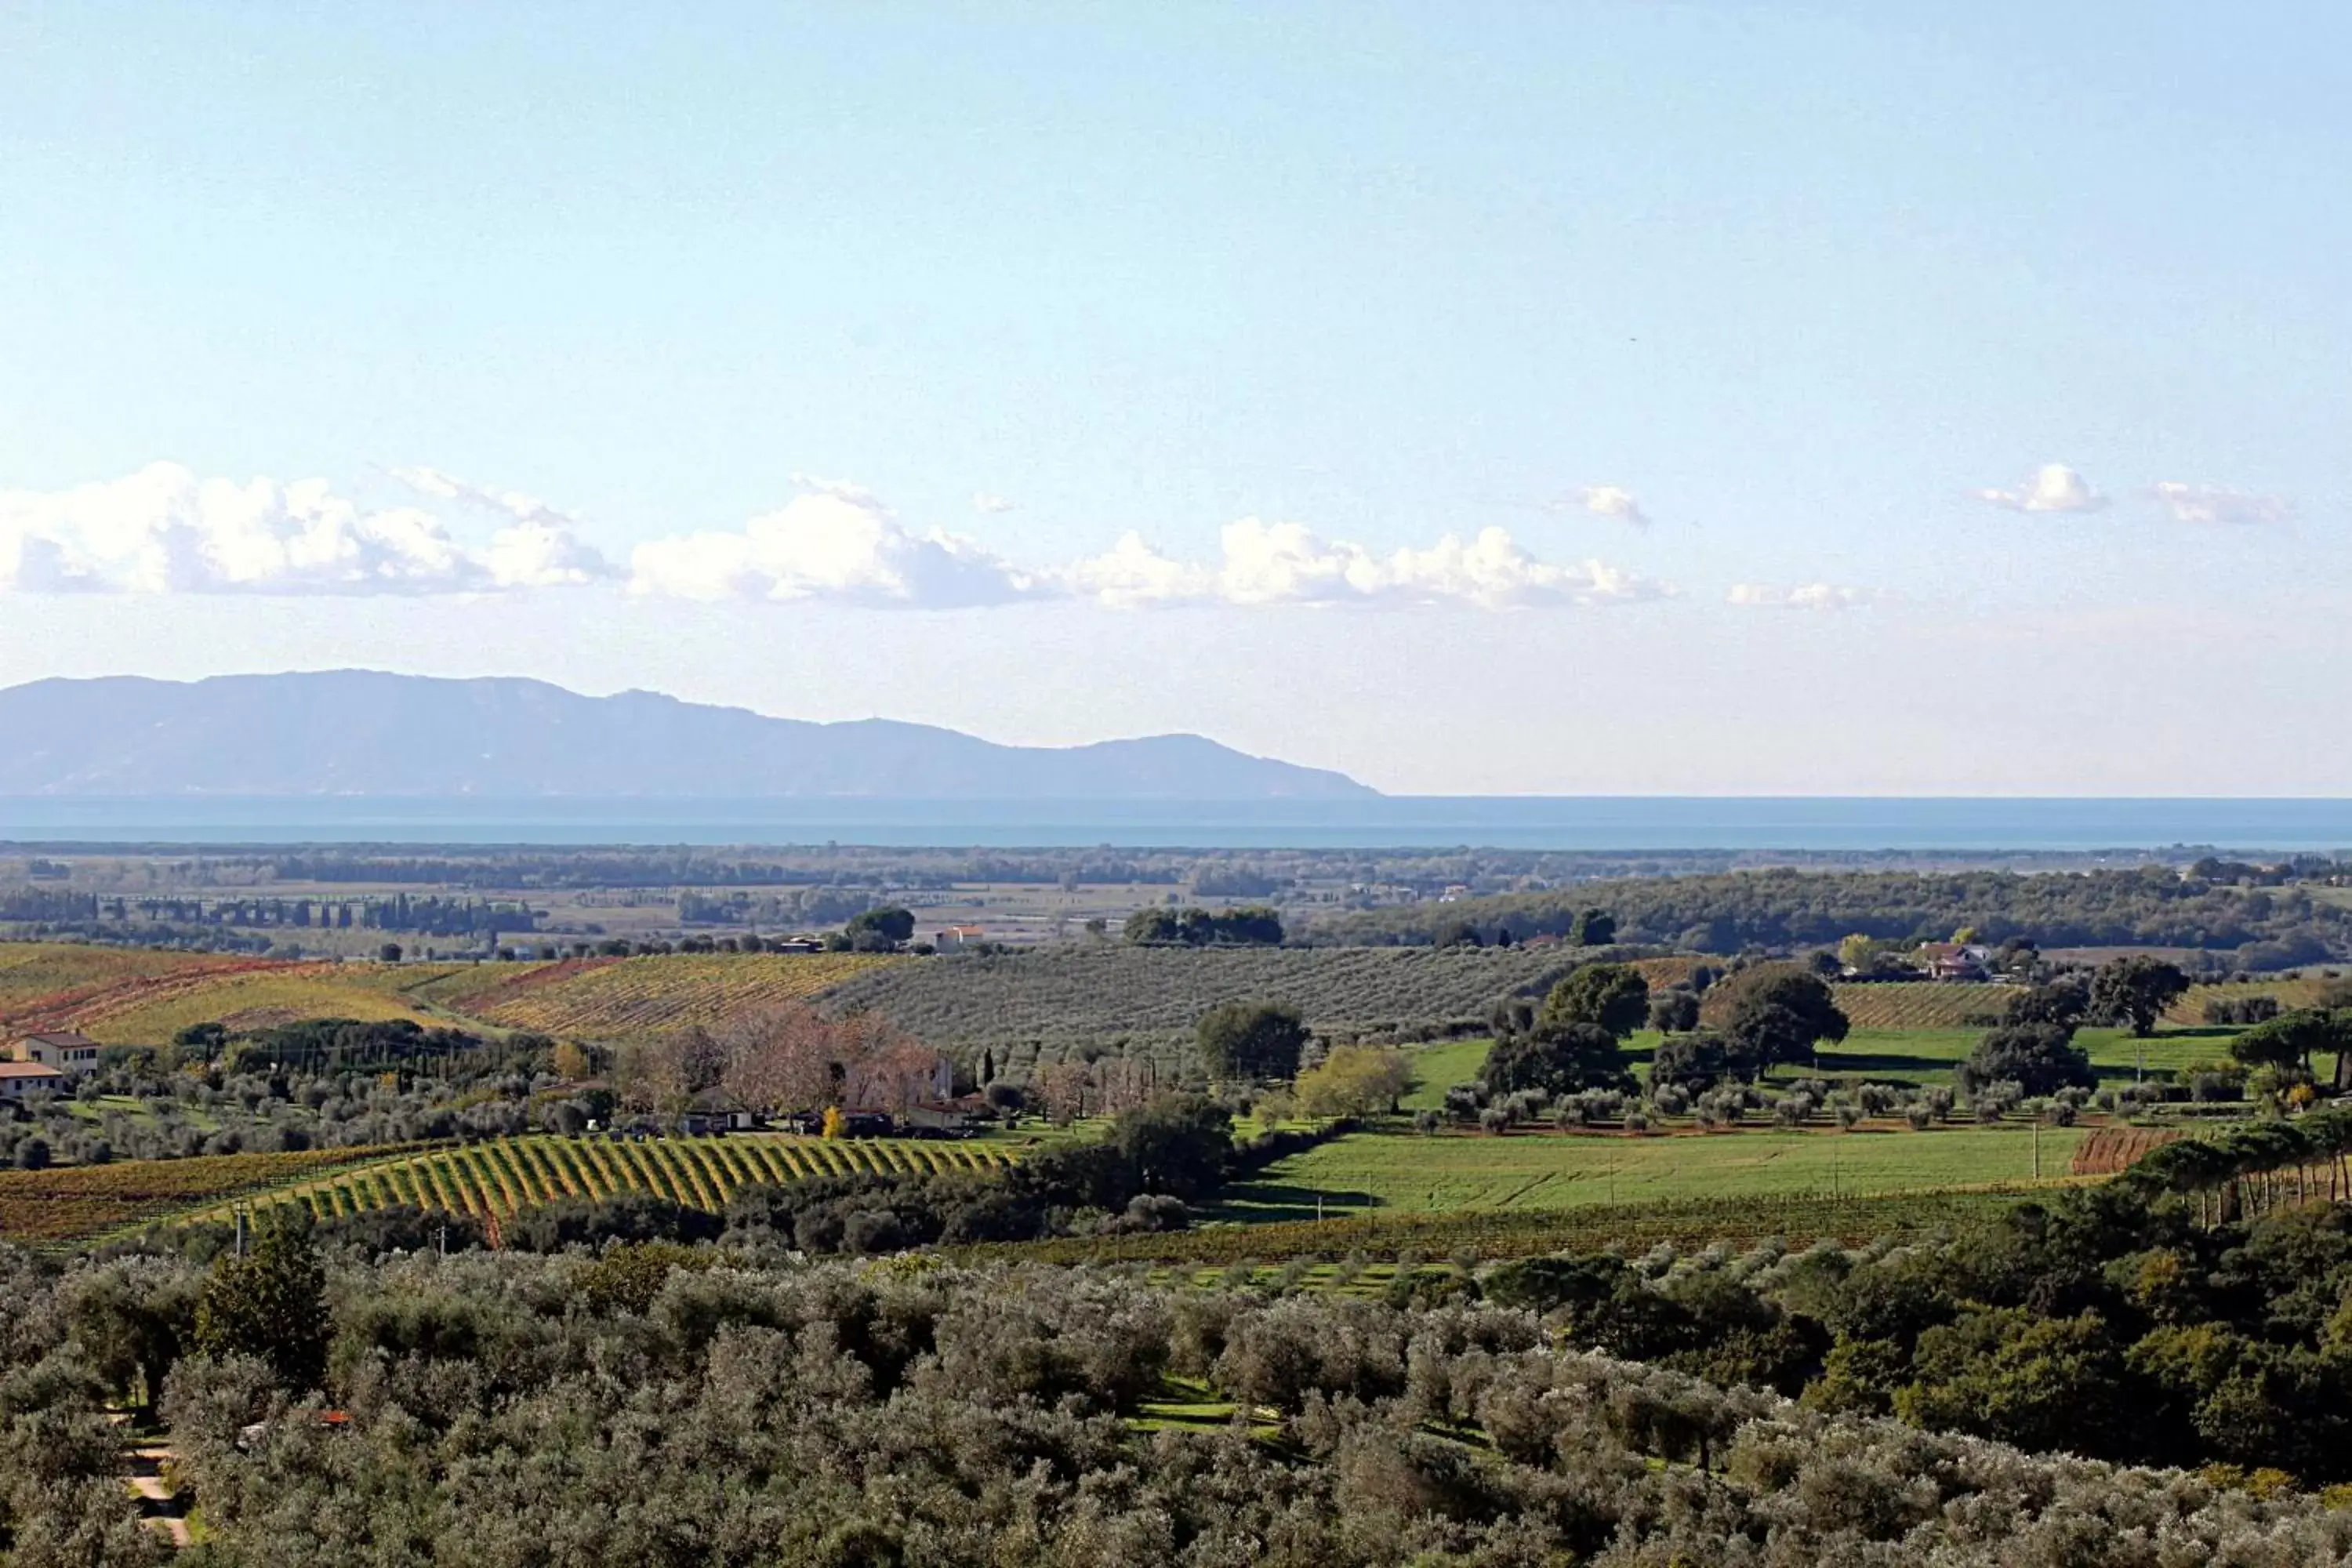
[2090, 955, 2191, 1037]
[1960, 1023, 2096, 1098]
[1126, 906, 1285, 946]
[1715, 968, 1849, 1074]
[845, 906, 916, 947]
[1568, 908, 1617, 946]
[2230, 1008, 2352, 1073]
[1539, 963, 1651, 1040]
[1194, 1000, 1309, 1082]
[194, 1209, 330, 1391]
[1649, 1032, 1736, 1096]
[1481, 1009, 1635, 1098]
[2003, 977, 2092, 1030]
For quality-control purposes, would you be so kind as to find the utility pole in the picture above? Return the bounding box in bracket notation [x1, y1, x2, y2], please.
[2032, 1117, 2042, 1181]
[233, 1206, 246, 1258]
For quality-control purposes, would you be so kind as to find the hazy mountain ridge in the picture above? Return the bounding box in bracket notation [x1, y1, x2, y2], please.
[0, 673, 1377, 800]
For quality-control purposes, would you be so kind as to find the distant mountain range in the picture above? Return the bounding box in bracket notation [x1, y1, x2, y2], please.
[0, 673, 1376, 800]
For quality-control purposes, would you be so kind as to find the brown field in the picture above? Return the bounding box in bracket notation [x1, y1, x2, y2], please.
[2071, 1126, 2184, 1176]
[0, 1145, 401, 1243]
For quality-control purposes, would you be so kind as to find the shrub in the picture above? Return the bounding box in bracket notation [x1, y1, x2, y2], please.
[508, 1192, 725, 1252]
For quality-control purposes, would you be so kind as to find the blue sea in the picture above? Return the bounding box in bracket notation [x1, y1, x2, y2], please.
[0, 797, 2349, 852]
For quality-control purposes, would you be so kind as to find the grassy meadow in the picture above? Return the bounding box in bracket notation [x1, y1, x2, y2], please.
[1218, 1123, 2084, 1221]
[1400, 1019, 2281, 1106]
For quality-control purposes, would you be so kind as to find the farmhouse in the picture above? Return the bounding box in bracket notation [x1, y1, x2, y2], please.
[934, 924, 985, 953]
[8, 1031, 101, 1075]
[0, 1062, 67, 1101]
[1916, 942, 1993, 982]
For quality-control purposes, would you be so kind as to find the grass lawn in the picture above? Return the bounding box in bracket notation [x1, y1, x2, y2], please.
[1216, 1122, 2084, 1221]
[1401, 1038, 1495, 1109]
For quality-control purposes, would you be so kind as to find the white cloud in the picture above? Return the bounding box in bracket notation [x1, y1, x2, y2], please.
[626, 481, 1040, 607]
[1556, 485, 1651, 528]
[1058, 519, 1665, 610]
[0, 462, 609, 595]
[971, 492, 1016, 515]
[1974, 463, 2107, 514]
[483, 521, 614, 588]
[2151, 481, 2291, 527]
[1058, 532, 1217, 608]
[1728, 582, 1883, 611]
[788, 472, 884, 507]
[387, 465, 577, 529]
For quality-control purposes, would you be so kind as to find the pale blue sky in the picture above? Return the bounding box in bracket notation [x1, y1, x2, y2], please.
[2, 2, 2347, 793]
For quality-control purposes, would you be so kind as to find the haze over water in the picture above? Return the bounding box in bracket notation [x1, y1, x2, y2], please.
[2, 797, 2347, 852]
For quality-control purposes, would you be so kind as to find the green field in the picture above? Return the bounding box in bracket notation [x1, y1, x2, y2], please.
[1218, 1123, 2084, 1221]
[1400, 1037, 1495, 1108]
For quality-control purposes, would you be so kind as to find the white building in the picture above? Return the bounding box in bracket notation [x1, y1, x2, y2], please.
[9, 1032, 101, 1075]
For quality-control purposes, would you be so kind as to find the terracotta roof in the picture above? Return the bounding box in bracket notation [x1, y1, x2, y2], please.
[0, 1062, 66, 1079]
[15, 1032, 97, 1047]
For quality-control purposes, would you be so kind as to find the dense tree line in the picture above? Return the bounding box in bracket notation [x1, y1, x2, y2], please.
[676, 887, 883, 927]
[1124, 906, 1286, 946]
[0, 895, 548, 936]
[1315, 866, 2352, 965]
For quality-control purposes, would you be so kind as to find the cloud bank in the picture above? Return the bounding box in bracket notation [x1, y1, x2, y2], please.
[2, 464, 1664, 612]
[1062, 521, 1664, 609]
[0, 463, 612, 594]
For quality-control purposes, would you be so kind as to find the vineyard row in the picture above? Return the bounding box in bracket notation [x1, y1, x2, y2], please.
[188, 1134, 1019, 1229]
